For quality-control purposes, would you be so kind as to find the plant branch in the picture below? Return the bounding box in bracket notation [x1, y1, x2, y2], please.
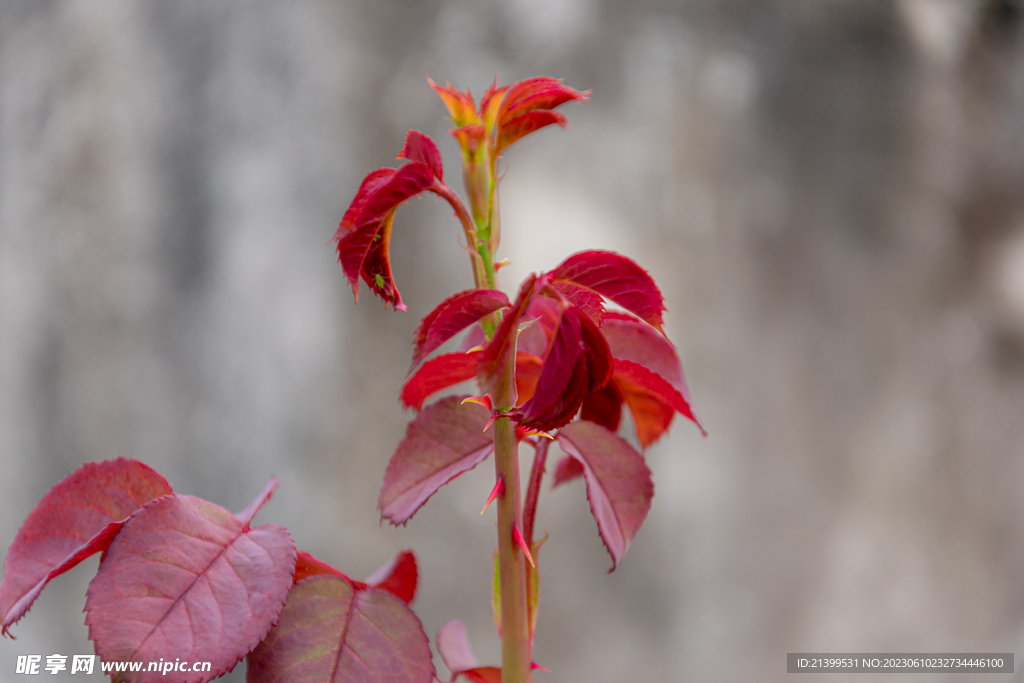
[431, 183, 488, 289]
[493, 347, 532, 683]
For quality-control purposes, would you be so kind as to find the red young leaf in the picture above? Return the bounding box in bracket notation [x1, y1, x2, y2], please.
[364, 549, 418, 605]
[429, 78, 478, 128]
[336, 162, 436, 311]
[555, 421, 654, 570]
[85, 483, 296, 682]
[495, 110, 567, 153]
[550, 251, 666, 330]
[614, 359, 705, 442]
[401, 351, 482, 410]
[549, 278, 604, 325]
[336, 168, 397, 236]
[580, 381, 624, 433]
[246, 575, 434, 683]
[478, 274, 537, 401]
[379, 397, 495, 526]
[497, 76, 589, 128]
[516, 296, 560, 357]
[436, 620, 501, 683]
[411, 289, 510, 372]
[514, 306, 589, 431]
[294, 550, 347, 584]
[399, 130, 444, 181]
[552, 455, 585, 486]
[451, 125, 487, 158]
[0, 458, 172, 636]
[579, 308, 613, 391]
[479, 77, 509, 130]
[513, 352, 544, 407]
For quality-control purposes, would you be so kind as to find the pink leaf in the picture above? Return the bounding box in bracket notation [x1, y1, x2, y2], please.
[398, 130, 444, 181]
[549, 278, 604, 325]
[555, 421, 654, 570]
[551, 455, 585, 486]
[84, 484, 297, 682]
[550, 251, 666, 330]
[0, 458, 172, 636]
[246, 575, 434, 683]
[401, 351, 483, 410]
[495, 110, 567, 153]
[379, 397, 495, 526]
[436, 620, 502, 683]
[411, 289, 510, 372]
[365, 550, 418, 605]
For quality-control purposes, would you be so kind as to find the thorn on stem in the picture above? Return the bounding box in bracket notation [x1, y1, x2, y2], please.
[481, 478, 504, 515]
[512, 524, 535, 568]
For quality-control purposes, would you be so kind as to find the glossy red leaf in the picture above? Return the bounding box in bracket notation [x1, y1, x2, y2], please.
[579, 308, 613, 391]
[551, 251, 666, 330]
[336, 168, 396, 236]
[85, 481, 296, 682]
[549, 278, 604, 326]
[401, 351, 482, 410]
[399, 130, 444, 181]
[516, 296, 560, 357]
[336, 163, 436, 311]
[614, 359, 705, 442]
[580, 381, 623, 433]
[246, 575, 434, 683]
[0, 458, 173, 636]
[514, 306, 589, 431]
[495, 110, 567, 153]
[436, 620, 501, 683]
[555, 421, 654, 570]
[411, 289, 510, 372]
[478, 274, 537, 401]
[552, 455, 585, 486]
[429, 78, 477, 128]
[364, 549, 418, 605]
[379, 397, 495, 526]
[497, 76, 589, 128]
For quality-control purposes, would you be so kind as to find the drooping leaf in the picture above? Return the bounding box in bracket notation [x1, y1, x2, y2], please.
[551, 455, 584, 486]
[497, 77, 589, 128]
[379, 397, 494, 526]
[335, 168, 397, 235]
[550, 251, 666, 330]
[429, 78, 478, 128]
[336, 162, 436, 311]
[555, 421, 654, 570]
[598, 311, 704, 438]
[495, 110, 567, 153]
[401, 351, 483, 411]
[411, 290, 510, 372]
[85, 482, 296, 682]
[436, 620, 501, 683]
[399, 131, 444, 181]
[0, 458, 173, 636]
[614, 359, 705, 443]
[247, 575, 434, 683]
[478, 274, 537, 401]
[364, 549, 418, 605]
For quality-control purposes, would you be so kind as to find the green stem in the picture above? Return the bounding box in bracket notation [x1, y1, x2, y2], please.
[493, 354, 532, 683]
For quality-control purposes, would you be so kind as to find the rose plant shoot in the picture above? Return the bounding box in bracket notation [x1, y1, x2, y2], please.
[1, 75, 703, 683]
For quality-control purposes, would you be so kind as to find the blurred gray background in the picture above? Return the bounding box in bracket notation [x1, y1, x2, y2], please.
[2, 0, 1024, 681]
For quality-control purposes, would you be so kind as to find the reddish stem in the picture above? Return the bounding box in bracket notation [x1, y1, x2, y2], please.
[522, 439, 549, 547]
